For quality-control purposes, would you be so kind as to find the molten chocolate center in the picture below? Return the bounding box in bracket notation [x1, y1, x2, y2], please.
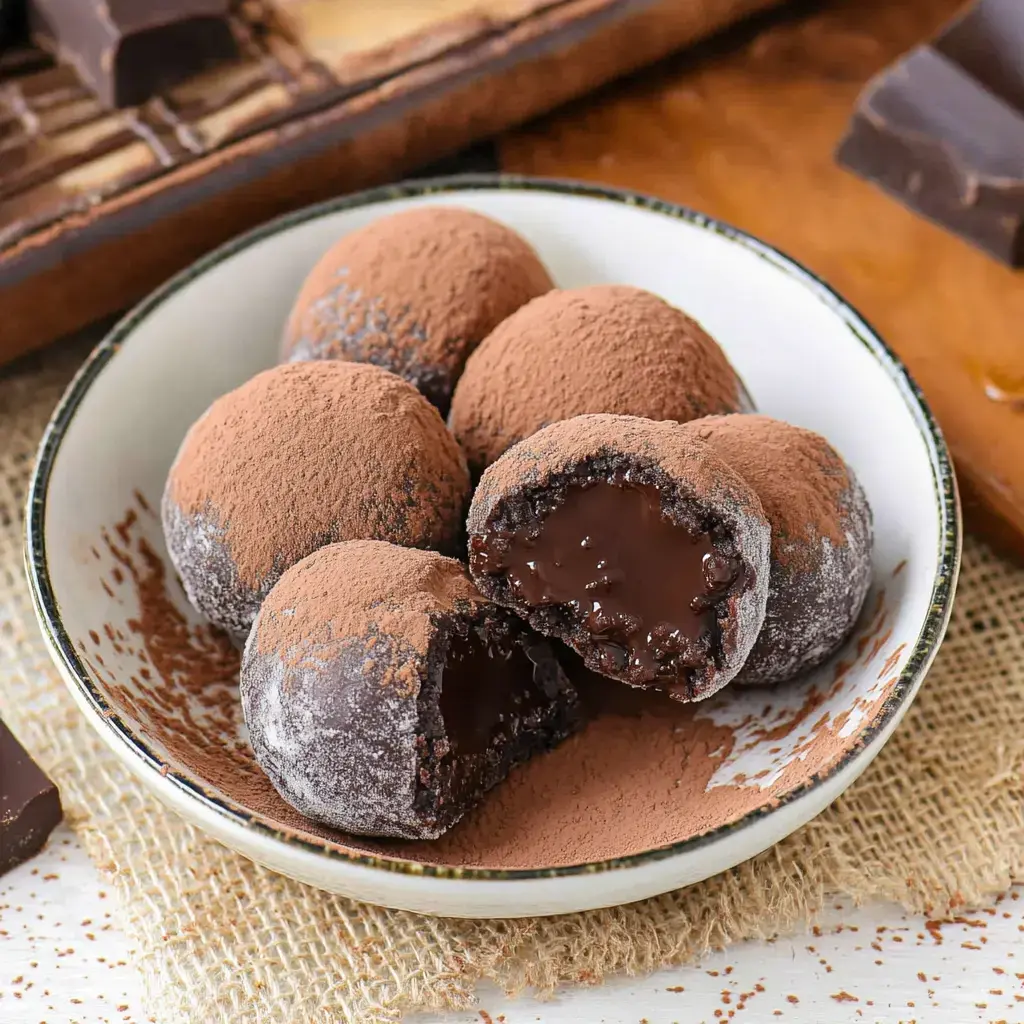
[439, 625, 542, 757]
[473, 482, 739, 683]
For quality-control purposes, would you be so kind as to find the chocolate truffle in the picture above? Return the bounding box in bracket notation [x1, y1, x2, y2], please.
[683, 415, 874, 686]
[467, 414, 771, 701]
[448, 284, 754, 477]
[281, 207, 553, 413]
[163, 361, 470, 639]
[241, 540, 581, 839]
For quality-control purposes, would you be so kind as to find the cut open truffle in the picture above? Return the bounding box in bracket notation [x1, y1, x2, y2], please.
[468, 415, 771, 701]
[241, 541, 581, 840]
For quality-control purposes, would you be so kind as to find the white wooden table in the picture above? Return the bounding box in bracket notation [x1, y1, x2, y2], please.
[1, 823, 1017, 1024]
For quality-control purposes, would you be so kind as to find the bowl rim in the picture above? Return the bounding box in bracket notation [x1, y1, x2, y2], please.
[26, 173, 961, 883]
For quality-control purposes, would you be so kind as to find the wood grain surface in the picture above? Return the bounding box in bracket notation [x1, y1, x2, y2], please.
[500, 0, 1024, 559]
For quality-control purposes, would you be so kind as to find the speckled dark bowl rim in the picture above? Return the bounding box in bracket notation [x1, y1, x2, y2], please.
[26, 174, 961, 884]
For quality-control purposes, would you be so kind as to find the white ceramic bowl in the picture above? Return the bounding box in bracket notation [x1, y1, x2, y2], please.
[27, 177, 960, 918]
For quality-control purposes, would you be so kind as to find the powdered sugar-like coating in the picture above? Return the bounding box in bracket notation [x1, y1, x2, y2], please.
[467, 415, 771, 701]
[242, 633, 426, 837]
[735, 485, 873, 685]
[161, 502, 262, 642]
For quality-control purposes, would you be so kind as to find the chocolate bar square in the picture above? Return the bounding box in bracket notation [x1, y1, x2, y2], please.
[836, 0, 1024, 266]
[0, 719, 63, 875]
[29, 0, 238, 108]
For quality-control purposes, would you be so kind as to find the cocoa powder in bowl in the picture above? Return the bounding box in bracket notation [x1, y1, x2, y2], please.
[99, 495, 892, 871]
[448, 284, 754, 477]
[683, 414, 874, 685]
[162, 361, 470, 639]
[281, 206, 553, 413]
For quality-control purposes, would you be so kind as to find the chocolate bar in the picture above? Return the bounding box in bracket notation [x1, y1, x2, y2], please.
[836, 0, 1024, 266]
[0, 719, 62, 875]
[28, 0, 237, 109]
[0, 0, 23, 47]
[29, 0, 238, 109]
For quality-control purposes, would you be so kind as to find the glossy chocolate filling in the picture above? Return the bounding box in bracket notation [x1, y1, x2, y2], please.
[438, 622, 547, 759]
[472, 482, 741, 686]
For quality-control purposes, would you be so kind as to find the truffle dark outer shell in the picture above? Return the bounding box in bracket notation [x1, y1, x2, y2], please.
[281, 206, 554, 413]
[683, 414, 874, 685]
[448, 284, 755, 477]
[162, 361, 470, 640]
[467, 414, 771, 700]
[241, 540, 579, 839]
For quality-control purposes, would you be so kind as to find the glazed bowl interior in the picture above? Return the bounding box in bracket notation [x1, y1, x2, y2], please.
[28, 178, 958, 907]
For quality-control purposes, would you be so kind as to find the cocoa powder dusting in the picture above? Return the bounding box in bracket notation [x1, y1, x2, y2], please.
[92, 500, 747, 865]
[98, 501, 256, 796]
[163, 361, 470, 634]
[684, 415, 856, 572]
[253, 540, 481, 675]
[449, 284, 752, 475]
[683, 415, 874, 686]
[282, 207, 553, 411]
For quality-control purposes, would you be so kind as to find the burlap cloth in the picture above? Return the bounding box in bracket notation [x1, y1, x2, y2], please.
[2, 341, 1023, 1024]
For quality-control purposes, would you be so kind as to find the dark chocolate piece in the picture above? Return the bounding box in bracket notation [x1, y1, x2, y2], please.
[0, 1, 26, 47]
[837, 0, 1024, 266]
[1, 719, 62, 875]
[241, 541, 581, 840]
[467, 414, 771, 702]
[29, 0, 237, 108]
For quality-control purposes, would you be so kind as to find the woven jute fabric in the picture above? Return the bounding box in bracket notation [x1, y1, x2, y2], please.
[2, 343, 1023, 1023]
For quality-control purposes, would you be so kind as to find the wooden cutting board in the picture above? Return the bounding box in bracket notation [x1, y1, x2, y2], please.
[500, 0, 1024, 559]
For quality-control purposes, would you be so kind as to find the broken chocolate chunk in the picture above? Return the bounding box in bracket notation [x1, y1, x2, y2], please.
[29, 0, 237, 108]
[1, 719, 63, 875]
[836, 0, 1024, 266]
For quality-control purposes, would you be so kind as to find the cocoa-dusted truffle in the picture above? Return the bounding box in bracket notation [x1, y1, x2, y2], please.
[163, 361, 470, 639]
[449, 284, 754, 477]
[241, 541, 581, 839]
[467, 414, 771, 701]
[281, 207, 553, 413]
[683, 415, 874, 685]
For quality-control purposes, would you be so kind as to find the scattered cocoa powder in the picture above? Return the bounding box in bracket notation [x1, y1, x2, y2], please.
[449, 284, 753, 476]
[96, 499, 254, 796]
[684, 415, 874, 686]
[162, 360, 470, 637]
[282, 206, 553, 412]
